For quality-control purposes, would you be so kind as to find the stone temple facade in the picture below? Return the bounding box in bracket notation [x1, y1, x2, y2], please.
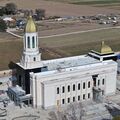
[13, 16, 117, 109]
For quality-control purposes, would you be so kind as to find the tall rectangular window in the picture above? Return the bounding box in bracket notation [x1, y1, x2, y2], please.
[28, 37, 30, 48]
[62, 86, 65, 93]
[78, 95, 80, 101]
[78, 83, 80, 90]
[62, 99, 65, 104]
[98, 80, 100, 86]
[32, 36, 35, 48]
[19, 75, 22, 86]
[24, 37, 26, 48]
[36, 36, 38, 47]
[93, 78, 96, 86]
[88, 93, 90, 99]
[102, 79, 105, 85]
[57, 87, 59, 94]
[83, 82, 85, 89]
[73, 97, 75, 102]
[83, 94, 85, 100]
[68, 98, 70, 103]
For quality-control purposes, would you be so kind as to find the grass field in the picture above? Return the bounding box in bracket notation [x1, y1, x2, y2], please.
[1, 28, 120, 70]
[40, 28, 120, 55]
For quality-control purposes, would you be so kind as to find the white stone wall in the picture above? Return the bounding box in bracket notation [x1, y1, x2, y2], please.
[30, 60, 117, 109]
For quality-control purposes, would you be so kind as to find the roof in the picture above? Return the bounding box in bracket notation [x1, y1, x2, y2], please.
[31, 55, 116, 78]
[41, 59, 117, 85]
[25, 16, 37, 33]
[3, 17, 14, 21]
[0, 76, 11, 83]
[8, 85, 25, 96]
[43, 55, 100, 71]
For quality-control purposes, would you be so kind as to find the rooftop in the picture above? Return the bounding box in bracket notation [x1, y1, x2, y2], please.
[43, 55, 100, 71]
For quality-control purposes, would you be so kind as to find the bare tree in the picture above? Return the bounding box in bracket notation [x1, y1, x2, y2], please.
[78, 103, 85, 120]
[65, 103, 85, 120]
[48, 102, 85, 120]
[48, 111, 57, 120]
[35, 9, 45, 20]
[57, 111, 68, 120]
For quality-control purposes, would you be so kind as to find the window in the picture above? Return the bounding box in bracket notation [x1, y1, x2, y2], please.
[102, 79, 105, 85]
[19, 75, 22, 86]
[83, 94, 85, 100]
[32, 36, 35, 48]
[28, 37, 30, 48]
[88, 93, 90, 99]
[24, 37, 26, 48]
[88, 81, 90, 88]
[83, 82, 85, 89]
[62, 86, 65, 93]
[62, 99, 65, 104]
[73, 97, 75, 102]
[98, 80, 100, 86]
[78, 95, 80, 101]
[102, 90, 104, 95]
[57, 87, 59, 94]
[68, 85, 70, 92]
[68, 98, 70, 103]
[33, 57, 36, 61]
[36, 36, 38, 47]
[73, 84, 75, 91]
[93, 77, 96, 86]
[78, 83, 80, 90]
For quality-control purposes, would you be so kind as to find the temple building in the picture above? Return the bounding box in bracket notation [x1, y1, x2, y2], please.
[8, 16, 117, 109]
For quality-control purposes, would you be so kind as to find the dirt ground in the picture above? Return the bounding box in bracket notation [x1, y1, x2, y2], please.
[15, 21, 107, 37]
[0, 0, 120, 16]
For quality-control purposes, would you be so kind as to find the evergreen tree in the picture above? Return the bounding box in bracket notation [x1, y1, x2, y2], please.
[0, 19, 7, 32]
[4, 3, 17, 15]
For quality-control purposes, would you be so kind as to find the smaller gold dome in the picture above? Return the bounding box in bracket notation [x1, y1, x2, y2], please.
[100, 41, 113, 54]
[25, 16, 37, 33]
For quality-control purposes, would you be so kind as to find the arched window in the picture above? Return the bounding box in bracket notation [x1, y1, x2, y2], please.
[28, 37, 30, 48]
[88, 81, 90, 88]
[68, 85, 70, 92]
[73, 84, 75, 91]
[32, 36, 35, 48]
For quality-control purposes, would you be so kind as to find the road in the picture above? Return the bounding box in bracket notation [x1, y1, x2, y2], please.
[6, 26, 120, 39]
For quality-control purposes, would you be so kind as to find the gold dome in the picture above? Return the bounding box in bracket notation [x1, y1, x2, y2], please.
[100, 41, 113, 54]
[25, 16, 37, 33]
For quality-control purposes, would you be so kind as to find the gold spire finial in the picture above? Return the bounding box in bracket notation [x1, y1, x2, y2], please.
[25, 16, 37, 33]
[101, 41, 113, 54]
[102, 41, 104, 46]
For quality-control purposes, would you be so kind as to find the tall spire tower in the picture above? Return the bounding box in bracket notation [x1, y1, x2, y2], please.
[20, 16, 42, 68]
